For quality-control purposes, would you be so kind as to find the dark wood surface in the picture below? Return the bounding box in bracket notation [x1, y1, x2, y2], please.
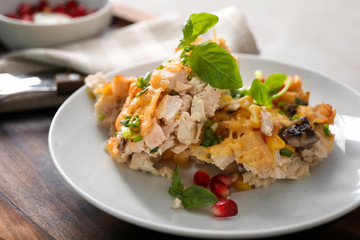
[0, 14, 360, 240]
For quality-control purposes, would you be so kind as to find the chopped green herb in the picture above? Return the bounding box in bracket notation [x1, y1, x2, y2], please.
[150, 147, 159, 154]
[291, 114, 300, 121]
[157, 64, 164, 70]
[278, 110, 286, 115]
[97, 113, 106, 121]
[121, 127, 132, 140]
[201, 129, 222, 147]
[323, 124, 332, 137]
[128, 116, 140, 127]
[295, 97, 304, 105]
[277, 101, 285, 107]
[136, 72, 152, 89]
[204, 119, 212, 128]
[210, 122, 218, 132]
[132, 134, 143, 142]
[120, 115, 143, 141]
[200, 138, 211, 147]
[135, 72, 152, 98]
[280, 148, 294, 157]
[136, 88, 148, 98]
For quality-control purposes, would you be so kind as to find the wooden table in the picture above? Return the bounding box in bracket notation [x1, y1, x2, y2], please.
[1, 12, 360, 240]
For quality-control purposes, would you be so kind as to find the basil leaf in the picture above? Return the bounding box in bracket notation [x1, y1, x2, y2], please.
[181, 13, 218, 48]
[265, 73, 287, 95]
[250, 79, 272, 107]
[181, 185, 218, 208]
[180, 19, 193, 48]
[188, 13, 218, 41]
[168, 165, 184, 197]
[189, 41, 242, 89]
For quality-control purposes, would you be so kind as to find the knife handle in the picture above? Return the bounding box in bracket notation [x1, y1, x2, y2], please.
[54, 73, 85, 95]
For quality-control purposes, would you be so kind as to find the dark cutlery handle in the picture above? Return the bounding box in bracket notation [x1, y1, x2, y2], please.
[55, 73, 85, 95]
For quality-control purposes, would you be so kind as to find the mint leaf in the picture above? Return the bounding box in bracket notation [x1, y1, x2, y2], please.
[168, 165, 183, 197]
[188, 41, 242, 89]
[250, 79, 272, 107]
[265, 73, 287, 95]
[181, 185, 218, 208]
[180, 13, 218, 48]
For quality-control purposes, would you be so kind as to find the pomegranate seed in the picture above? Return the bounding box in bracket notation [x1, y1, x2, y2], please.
[74, 5, 88, 17]
[211, 174, 234, 187]
[18, 3, 32, 16]
[66, 0, 78, 10]
[21, 14, 33, 21]
[54, 4, 67, 14]
[5, 13, 17, 19]
[193, 170, 210, 188]
[210, 179, 230, 199]
[37, 0, 49, 12]
[211, 199, 238, 217]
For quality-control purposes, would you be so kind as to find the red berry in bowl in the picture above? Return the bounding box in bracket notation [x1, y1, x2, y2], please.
[5, 13, 17, 19]
[210, 179, 230, 199]
[65, 0, 78, 10]
[21, 14, 33, 21]
[211, 199, 238, 217]
[18, 3, 32, 16]
[193, 169, 210, 188]
[75, 5, 88, 17]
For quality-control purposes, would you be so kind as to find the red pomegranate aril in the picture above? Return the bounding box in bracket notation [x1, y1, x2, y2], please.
[210, 179, 230, 199]
[211, 174, 234, 187]
[54, 4, 67, 14]
[37, 0, 49, 11]
[193, 170, 211, 188]
[211, 199, 238, 217]
[66, 0, 78, 10]
[21, 14, 33, 21]
[5, 13, 17, 19]
[75, 5, 88, 17]
[18, 3, 32, 16]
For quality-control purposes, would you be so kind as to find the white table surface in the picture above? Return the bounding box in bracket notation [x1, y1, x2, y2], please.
[119, 0, 360, 92]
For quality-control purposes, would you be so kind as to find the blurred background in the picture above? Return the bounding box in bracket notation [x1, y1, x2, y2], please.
[118, 0, 360, 91]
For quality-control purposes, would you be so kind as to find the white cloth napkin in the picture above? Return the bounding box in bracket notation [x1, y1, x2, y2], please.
[0, 6, 259, 112]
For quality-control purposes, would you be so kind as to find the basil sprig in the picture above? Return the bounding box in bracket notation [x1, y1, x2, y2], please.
[179, 13, 243, 90]
[169, 165, 218, 208]
[179, 12, 218, 49]
[231, 73, 292, 108]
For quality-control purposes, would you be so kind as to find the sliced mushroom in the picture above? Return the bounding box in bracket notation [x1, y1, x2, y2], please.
[278, 117, 319, 148]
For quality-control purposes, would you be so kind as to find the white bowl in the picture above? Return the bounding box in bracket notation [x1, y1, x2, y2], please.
[0, 0, 113, 50]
